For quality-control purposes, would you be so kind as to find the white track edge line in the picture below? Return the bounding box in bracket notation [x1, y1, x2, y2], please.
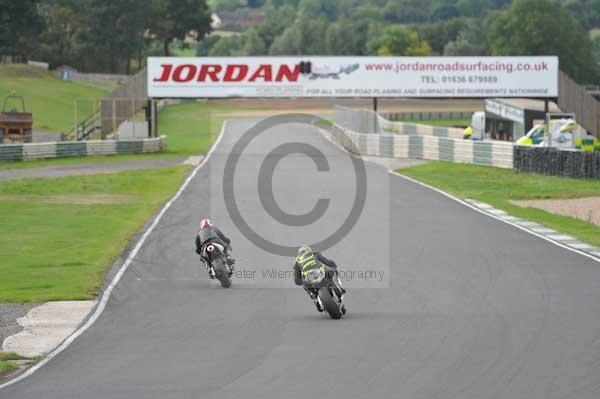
[0, 120, 229, 391]
[389, 170, 600, 264]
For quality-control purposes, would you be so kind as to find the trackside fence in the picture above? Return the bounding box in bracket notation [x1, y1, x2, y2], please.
[558, 71, 600, 138]
[514, 146, 600, 179]
[101, 68, 148, 135]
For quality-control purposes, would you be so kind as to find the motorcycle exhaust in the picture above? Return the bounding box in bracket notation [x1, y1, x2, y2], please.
[206, 244, 214, 252]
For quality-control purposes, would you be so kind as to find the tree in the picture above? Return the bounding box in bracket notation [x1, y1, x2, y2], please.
[430, 4, 460, 21]
[443, 19, 490, 55]
[208, 35, 245, 56]
[298, 0, 338, 20]
[416, 18, 468, 54]
[383, 0, 431, 23]
[0, 0, 44, 58]
[80, 0, 147, 73]
[592, 35, 600, 66]
[351, 3, 384, 21]
[564, 0, 600, 29]
[369, 26, 432, 55]
[243, 28, 267, 55]
[196, 35, 221, 56]
[325, 19, 370, 55]
[148, 0, 212, 56]
[325, 19, 369, 55]
[456, 0, 492, 16]
[269, 16, 328, 55]
[248, 0, 266, 7]
[33, 2, 83, 67]
[255, 5, 296, 50]
[488, 0, 599, 83]
[212, 0, 245, 11]
[269, 25, 303, 54]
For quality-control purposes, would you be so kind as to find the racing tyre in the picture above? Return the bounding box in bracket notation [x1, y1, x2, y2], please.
[213, 258, 231, 288]
[318, 288, 343, 319]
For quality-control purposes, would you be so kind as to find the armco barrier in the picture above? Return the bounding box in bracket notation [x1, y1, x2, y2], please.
[514, 146, 600, 179]
[329, 124, 513, 168]
[0, 136, 166, 161]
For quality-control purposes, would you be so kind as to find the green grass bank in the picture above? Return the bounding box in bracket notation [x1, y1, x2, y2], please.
[0, 65, 109, 133]
[0, 165, 190, 302]
[396, 162, 600, 247]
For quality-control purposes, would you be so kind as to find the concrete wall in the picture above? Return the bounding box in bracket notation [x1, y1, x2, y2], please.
[0, 136, 166, 161]
[380, 111, 471, 122]
[377, 114, 465, 139]
[329, 124, 514, 168]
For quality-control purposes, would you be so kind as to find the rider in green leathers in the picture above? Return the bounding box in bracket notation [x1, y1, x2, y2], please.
[293, 245, 346, 312]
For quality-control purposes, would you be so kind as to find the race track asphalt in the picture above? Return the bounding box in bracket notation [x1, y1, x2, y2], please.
[3, 118, 600, 399]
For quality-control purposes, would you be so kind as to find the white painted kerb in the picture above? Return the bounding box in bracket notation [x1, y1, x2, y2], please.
[2, 301, 96, 358]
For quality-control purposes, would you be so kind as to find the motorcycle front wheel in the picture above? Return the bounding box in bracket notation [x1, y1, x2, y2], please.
[318, 287, 343, 319]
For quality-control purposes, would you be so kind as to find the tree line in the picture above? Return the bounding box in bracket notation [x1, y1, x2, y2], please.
[0, 0, 598, 83]
[212, 0, 600, 28]
[205, 0, 600, 83]
[0, 0, 212, 74]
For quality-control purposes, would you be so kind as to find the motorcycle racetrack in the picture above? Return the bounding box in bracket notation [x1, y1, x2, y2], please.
[2, 117, 600, 399]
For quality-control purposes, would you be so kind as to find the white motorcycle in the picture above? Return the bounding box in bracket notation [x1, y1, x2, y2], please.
[201, 241, 233, 288]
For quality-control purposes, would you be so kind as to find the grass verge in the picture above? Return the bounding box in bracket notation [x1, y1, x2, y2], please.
[157, 101, 225, 156]
[0, 165, 190, 302]
[0, 65, 109, 132]
[0, 361, 17, 377]
[396, 161, 600, 247]
[0, 353, 38, 378]
[0, 353, 24, 361]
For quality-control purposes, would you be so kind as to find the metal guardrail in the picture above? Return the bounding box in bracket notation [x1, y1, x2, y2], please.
[64, 108, 102, 141]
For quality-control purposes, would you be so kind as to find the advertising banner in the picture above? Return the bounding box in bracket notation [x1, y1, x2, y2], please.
[148, 56, 558, 98]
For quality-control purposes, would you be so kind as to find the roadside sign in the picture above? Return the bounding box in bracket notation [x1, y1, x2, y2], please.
[148, 56, 559, 98]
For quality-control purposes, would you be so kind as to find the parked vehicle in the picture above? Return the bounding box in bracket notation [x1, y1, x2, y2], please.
[516, 113, 599, 151]
[0, 94, 33, 143]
